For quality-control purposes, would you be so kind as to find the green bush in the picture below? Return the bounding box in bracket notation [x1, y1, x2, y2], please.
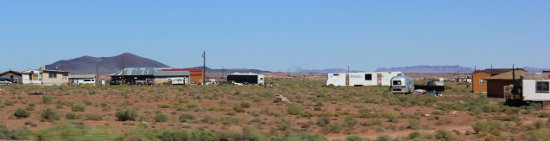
[154, 112, 168, 122]
[65, 112, 81, 120]
[116, 109, 139, 121]
[156, 129, 218, 141]
[42, 96, 53, 104]
[287, 104, 302, 115]
[216, 126, 267, 141]
[4, 100, 15, 106]
[83, 99, 93, 105]
[408, 119, 421, 130]
[179, 113, 196, 123]
[472, 121, 504, 136]
[71, 103, 86, 112]
[0, 124, 31, 140]
[362, 118, 383, 127]
[345, 136, 366, 141]
[240, 102, 251, 108]
[275, 118, 292, 131]
[271, 132, 328, 141]
[40, 108, 61, 122]
[85, 114, 103, 121]
[323, 123, 341, 133]
[434, 129, 460, 141]
[375, 135, 392, 141]
[343, 116, 358, 128]
[232, 105, 246, 113]
[201, 115, 218, 124]
[223, 116, 241, 125]
[118, 125, 157, 141]
[13, 109, 30, 118]
[408, 131, 421, 139]
[522, 128, 550, 141]
[381, 113, 397, 123]
[316, 117, 331, 127]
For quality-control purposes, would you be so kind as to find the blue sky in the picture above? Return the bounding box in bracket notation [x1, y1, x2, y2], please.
[1, 1, 549, 72]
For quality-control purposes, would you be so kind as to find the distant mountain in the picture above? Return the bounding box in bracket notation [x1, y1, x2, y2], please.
[45, 53, 170, 74]
[297, 68, 364, 74]
[375, 65, 474, 73]
[522, 67, 550, 73]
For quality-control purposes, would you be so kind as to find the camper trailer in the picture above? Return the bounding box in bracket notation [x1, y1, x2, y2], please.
[521, 73, 550, 102]
[390, 75, 414, 94]
[227, 73, 265, 85]
[326, 72, 402, 86]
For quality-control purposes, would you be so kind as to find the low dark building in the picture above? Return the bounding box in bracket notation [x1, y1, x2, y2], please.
[227, 73, 265, 85]
[111, 68, 190, 85]
[0, 70, 22, 84]
[486, 70, 528, 98]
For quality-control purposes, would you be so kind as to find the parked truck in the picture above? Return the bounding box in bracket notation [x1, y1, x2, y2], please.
[414, 79, 446, 92]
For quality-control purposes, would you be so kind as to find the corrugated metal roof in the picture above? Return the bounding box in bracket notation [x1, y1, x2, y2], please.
[68, 74, 96, 79]
[112, 68, 189, 77]
[154, 71, 190, 76]
[112, 68, 159, 76]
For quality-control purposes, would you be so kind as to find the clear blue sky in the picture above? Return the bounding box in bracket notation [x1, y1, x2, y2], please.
[1, 1, 549, 72]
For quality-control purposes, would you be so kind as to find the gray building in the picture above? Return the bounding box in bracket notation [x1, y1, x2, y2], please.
[0, 70, 22, 84]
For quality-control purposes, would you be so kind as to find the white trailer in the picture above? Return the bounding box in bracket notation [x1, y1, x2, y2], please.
[227, 73, 265, 85]
[326, 72, 402, 86]
[521, 74, 550, 102]
[68, 74, 97, 85]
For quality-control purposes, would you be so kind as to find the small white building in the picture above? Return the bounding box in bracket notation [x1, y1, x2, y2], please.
[326, 72, 402, 86]
[521, 73, 550, 102]
[68, 74, 96, 85]
[21, 69, 42, 85]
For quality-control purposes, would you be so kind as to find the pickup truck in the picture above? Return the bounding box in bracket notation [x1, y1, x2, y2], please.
[414, 80, 446, 92]
[0, 80, 13, 85]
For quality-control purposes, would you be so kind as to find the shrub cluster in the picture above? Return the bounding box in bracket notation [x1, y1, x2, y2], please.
[116, 109, 139, 121]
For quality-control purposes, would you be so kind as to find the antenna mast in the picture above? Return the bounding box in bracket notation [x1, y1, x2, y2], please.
[202, 51, 206, 85]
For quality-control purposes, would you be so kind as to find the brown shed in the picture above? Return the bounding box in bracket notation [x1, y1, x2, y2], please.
[472, 69, 525, 93]
[485, 70, 528, 98]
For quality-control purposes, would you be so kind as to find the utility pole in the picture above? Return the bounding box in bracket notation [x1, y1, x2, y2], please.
[96, 64, 99, 82]
[202, 51, 206, 85]
[121, 54, 126, 85]
[512, 64, 515, 81]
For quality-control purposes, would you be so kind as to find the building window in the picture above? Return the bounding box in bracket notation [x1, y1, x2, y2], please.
[479, 79, 485, 85]
[48, 73, 57, 78]
[536, 81, 549, 93]
[333, 74, 339, 76]
[393, 80, 402, 85]
[365, 74, 372, 80]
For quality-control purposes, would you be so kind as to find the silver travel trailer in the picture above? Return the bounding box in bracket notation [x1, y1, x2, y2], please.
[390, 74, 414, 94]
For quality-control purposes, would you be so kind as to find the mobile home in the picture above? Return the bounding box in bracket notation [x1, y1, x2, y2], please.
[21, 69, 69, 86]
[326, 72, 402, 86]
[521, 73, 550, 102]
[227, 73, 265, 85]
[68, 74, 96, 85]
[390, 74, 414, 94]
